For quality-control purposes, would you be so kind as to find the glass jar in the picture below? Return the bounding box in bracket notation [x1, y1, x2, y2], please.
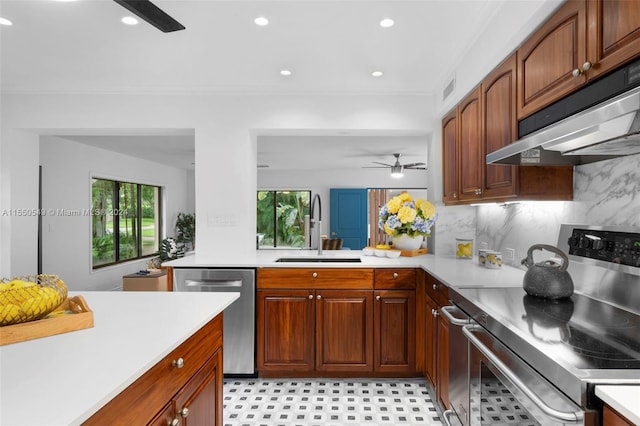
[456, 237, 474, 259]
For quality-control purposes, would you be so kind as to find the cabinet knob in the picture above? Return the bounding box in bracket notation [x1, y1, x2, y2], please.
[376, 295, 381, 301]
[432, 284, 438, 291]
[317, 294, 322, 300]
[312, 272, 318, 278]
[308, 294, 314, 299]
[172, 358, 184, 369]
[392, 272, 398, 279]
[433, 309, 440, 317]
[582, 61, 592, 71]
[453, 192, 457, 199]
[170, 418, 180, 426]
[180, 407, 190, 418]
[572, 68, 583, 77]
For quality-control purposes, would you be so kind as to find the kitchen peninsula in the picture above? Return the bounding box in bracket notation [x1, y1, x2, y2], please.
[0, 291, 239, 426]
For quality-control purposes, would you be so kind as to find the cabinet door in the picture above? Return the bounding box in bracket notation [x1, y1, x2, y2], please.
[458, 87, 483, 202]
[587, 0, 640, 80]
[442, 109, 459, 204]
[517, 0, 587, 119]
[482, 54, 518, 200]
[148, 402, 174, 426]
[316, 290, 373, 372]
[424, 295, 439, 387]
[257, 290, 315, 372]
[436, 314, 450, 410]
[374, 290, 416, 373]
[173, 350, 223, 426]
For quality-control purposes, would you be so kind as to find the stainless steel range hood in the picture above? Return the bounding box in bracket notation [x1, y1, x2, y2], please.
[487, 59, 640, 166]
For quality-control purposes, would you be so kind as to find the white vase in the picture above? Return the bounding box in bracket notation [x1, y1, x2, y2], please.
[392, 234, 423, 251]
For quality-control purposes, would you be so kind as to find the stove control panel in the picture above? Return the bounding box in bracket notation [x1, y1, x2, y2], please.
[568, 228, 640, 267]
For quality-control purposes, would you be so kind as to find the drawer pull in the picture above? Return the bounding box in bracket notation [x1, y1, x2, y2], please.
[392, 272, 398, 279]
[432, 284, 438, 291]
[172, 358, 185, 369]
[317, 295, 322, 300]
[170, 418, 179, 426]
[376, 295, 381, 301]
[308, 294, 314, 299]
[180, 407, 190, 418]
[312, 272, 318, 278]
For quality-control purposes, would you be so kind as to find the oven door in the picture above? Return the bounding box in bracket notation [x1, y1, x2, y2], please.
[463, 324, 585, 426]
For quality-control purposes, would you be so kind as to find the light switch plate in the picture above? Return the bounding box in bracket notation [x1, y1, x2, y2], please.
[505, 248, 515, 264]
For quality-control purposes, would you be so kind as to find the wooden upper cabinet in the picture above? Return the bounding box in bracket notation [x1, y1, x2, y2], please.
[482, 54, 518, 200]
[458, 87, 483, 202]
[442, 110, 459, 204]
[587, 0, 640, 79]
[517, 0, 587, 119]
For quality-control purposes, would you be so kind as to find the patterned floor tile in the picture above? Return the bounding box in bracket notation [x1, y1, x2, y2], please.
[223, 378, 443, 426]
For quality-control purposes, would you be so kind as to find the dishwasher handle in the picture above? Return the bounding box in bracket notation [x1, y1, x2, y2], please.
[440, 305, 471, 327]
[185, 279, 242, 288]
[462, 324, 584, 423]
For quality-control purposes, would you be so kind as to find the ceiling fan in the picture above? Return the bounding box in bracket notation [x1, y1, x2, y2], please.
[113, 0, 185, 33]
[365, 153, 426, 178]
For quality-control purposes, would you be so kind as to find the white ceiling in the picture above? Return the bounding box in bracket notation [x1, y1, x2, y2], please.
[0, 0, 535, 170]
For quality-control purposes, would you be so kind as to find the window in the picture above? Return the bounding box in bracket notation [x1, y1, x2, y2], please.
[92, 178, 161, 268]
[257, 190, 310, 248]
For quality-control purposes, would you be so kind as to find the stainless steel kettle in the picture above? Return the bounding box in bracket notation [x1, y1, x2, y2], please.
[521, 244, 574, 299]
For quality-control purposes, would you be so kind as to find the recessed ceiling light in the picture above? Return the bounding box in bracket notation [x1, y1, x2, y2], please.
[371, 71, 384, 77]
[280, 69, 292, 76]
[380, 18, 394, 28]
[0, 17, 13, 26]
[254, 16, 269, 26]
[121, 16, 139, 26]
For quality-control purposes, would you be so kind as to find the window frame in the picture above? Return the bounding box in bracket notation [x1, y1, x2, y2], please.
[91, 177, 163, 270]
[257, 190, 311, 248]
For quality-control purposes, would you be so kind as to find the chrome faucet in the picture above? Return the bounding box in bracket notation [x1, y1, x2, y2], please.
[310, 194, 322, 255]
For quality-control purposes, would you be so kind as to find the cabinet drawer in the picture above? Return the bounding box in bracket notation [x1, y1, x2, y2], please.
[85, 314, 223, 425]
[258, 268, 373, 289]
[424, 273, 449, 306]
[374, 269, 416, 289]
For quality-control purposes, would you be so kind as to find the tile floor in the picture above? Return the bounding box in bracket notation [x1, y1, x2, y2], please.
[223, 378, 444, 426]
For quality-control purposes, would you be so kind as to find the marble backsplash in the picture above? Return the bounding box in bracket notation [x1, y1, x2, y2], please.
[475, 153, 640, 268]
[431, 154, 638, 262]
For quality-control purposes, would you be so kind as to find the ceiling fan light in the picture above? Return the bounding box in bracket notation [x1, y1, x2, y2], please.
[390, 165, 404, 178]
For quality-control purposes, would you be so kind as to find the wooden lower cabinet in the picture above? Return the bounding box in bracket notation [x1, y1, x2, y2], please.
[316, 290, 373, 372]
[257, 289, 316, 372]
[374, 290, 416, 373]
[85, 314, 224, 426]
[257, 268, 418, 377]
[603, 404, 634, 426]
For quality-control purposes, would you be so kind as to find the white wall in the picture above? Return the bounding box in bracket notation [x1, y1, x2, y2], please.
[0, 92, 435, 277]
[39, 136, 190, 291]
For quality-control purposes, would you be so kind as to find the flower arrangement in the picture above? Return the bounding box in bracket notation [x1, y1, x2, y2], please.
[378, 193, 437, 238]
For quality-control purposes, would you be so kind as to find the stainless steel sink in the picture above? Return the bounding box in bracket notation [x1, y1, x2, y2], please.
[275, 257, 361, 263]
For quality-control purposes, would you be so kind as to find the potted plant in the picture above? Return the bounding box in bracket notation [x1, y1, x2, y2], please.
[175, 212, 195, 252]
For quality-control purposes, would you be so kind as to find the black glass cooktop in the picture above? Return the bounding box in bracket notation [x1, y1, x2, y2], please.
[457, 287, 640, 370]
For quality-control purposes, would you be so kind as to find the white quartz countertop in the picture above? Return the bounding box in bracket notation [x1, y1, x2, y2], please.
[595, 385, 640, 425]
[165, 249, 528, 289]
[0, 291, 239, 426]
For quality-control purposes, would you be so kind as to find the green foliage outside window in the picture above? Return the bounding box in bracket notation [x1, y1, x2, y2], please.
[257, 191, 310, 248]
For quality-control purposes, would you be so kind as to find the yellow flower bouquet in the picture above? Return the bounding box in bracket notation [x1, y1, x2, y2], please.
[378, 193, 437, 238]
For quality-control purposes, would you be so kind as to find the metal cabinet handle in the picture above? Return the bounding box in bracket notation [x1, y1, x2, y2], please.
[172, 358, 184, 369]
[572, 68, 583, 77]
[453, 192, 457, 198]
[572, 62, 592, 77]
[170, 418, 179, 426]
[317, 295, 322, 299]
[432, 283, 438, 291]
[441, 305, 471, 327]
[312, 272, 318, 278]
[376, 295, 381, 301]
[308, 294, 313, 299]
[431, 308, 439, 317]
[180, 407, 189, 418]
[462, 325, 584, 422]
[442, 409, 455, 426]
[392, 272, 398, 279]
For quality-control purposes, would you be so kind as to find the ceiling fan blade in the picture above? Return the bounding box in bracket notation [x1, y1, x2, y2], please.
[405, 166, 427, 170]
[402, 162, 426, 168]
[362, 166, 389, 169]
[114, 0, 185, 32]
[371, 161, 393, 167]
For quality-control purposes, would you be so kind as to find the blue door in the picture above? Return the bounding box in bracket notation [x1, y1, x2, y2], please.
[329, 188, 368, 250]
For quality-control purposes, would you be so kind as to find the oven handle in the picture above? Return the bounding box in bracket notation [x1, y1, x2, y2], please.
[462, 324, 584, 423]
[441, 305, 471, 327]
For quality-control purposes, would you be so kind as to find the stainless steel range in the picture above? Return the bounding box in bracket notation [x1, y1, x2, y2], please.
[450, 224, 640, 426]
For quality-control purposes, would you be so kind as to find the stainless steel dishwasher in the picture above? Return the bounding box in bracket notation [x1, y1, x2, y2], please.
[173, 268, 256, 376]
